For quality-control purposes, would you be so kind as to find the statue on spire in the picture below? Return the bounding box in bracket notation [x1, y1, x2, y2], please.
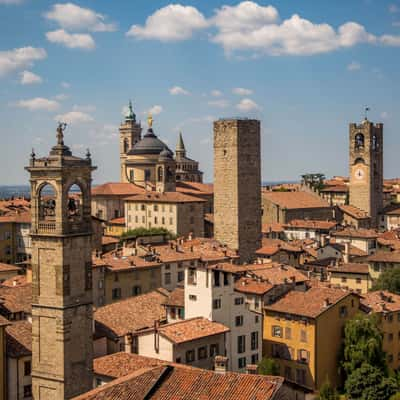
[125, 100, 136, 122]
[148, 113, 153, 129]
[56, 122, 67, 146]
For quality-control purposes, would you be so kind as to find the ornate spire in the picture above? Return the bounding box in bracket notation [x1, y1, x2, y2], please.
[175, 132, 186, 158]
[125, 100, 136, 122]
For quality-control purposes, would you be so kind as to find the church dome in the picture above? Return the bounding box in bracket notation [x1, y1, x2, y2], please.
[128, 128, 171, 156]
[158, 147, 174, 161]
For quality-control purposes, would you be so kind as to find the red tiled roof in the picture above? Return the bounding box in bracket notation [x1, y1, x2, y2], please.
[249, 264, 308, 285]
[74, 363, 284, 400]
[93, 252, 161, 272]
[361, 291, 400, 313]
[365, 250, 400, 263]
[163, 287, 184, 307]
[101, 236, 119, 245]
[92, 182, 145, 196]
[157, 317, 229, 344]
[284, 219, 337, 230]
[262, 222, 284, 234]
[6, 320, 32, 358]
[1, 275, 27, 287]
[176, 181, 213, 195]
[332, 228, 378, 239]
[320, 185, 348, 193]
[327, 263, 370, 275]
[108, 217, 125, 225]
[265, 286, 353, 318]
[339, 205, 370, 220]
[0, 264, 21, 273]
[0, 282, 32, 314]
[263, 191, 331, 209]
[234, 277, 273, 295]
[94, 290, 168, 337]
[125, 191, 206, 203]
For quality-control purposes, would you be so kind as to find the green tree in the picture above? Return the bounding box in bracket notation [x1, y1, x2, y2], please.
[317, 378, 339, 400]
[341, 313, 387, 377]
[345, 364, 397, 400]
[372, 267, 400, 295]
[257, 357, 280, 376]
[390, 393, 400, 400]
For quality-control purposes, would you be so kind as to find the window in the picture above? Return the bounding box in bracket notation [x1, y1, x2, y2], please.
[210, 343, 219, 357]
[114, 273, 119, 282]
[178, 308, 184, 319]
[188, 268, 197, 285]
[176, 357, 181, 363]
[251, 331, 258, 350]
[339, 306, 348, 318]
[235, 315, 244, 326]
[272, 326, 282, 338]
[238, 357, 246, 369]
[112, 288, 121, 300]
[223, 272, 229, 286]
[341, 277, 347, 283]
[141, 204, 145, 211]
[237, 335, 246, 353]
[24, 360, 31, 376]
[190, 216, 194, 224]
[298, 349, 309, 364]
[251, 354, 259, 364]
[198, 346, 207, 359]
[388, 314, 393, 322]
[186, 350, 195, 363]
[234, 297, 244, 305]
[23, 385, 32, 398]
[356, 278, 362, 284]
[145, 169, 151, 181]
[214, 270, 220, 287]
[135, 216, 138, 223]
[154, 204, 159, 211]
[255, 315, 259, 324]
[132, 286, 141, 296]
[169, 217, 173, 225]
[165, 264, 170, 270]
[154, 217, 158, 224]
[142, 216, 145, 223]
[389, 333, 394, 342]
[213, 299, 221, 309]
[285, 327, 292, 339]
[284, 366, 292, 380]
[177, 271, 184, 282]
[300, 330, 307, 343]
[189, 294, 197, 301]
[164, 272, 171, 285]
[162, 217, 165, 225]
[170, 307, 176, 319]
[85, 262, 92, 291]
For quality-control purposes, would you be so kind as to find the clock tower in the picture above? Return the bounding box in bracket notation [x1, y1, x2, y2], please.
[349, 118, 383, 227]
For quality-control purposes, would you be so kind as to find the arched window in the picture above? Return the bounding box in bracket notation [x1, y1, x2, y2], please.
[372, 135, 379, 150]
[67, 184, 82, 221]
[123, 138, 129, 154]
[38, 183, 56, 222]
[129, 169, 134, 183]
[355, 133, 364, 150]
[157, 166, 163, 182]
[354, 157, 365, 165]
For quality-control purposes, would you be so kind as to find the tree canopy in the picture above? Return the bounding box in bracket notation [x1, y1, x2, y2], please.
[257, 357, 280, 376]
[372, 267, 400, 295]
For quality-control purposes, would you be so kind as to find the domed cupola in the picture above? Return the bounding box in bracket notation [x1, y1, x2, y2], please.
[128, 114, 172, 156]
[158, 147, 174, 162]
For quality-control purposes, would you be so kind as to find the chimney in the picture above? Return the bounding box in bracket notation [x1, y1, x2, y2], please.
[214, 356, 228, 374]
[12, 279, 17, 287]
[320, 235, 327, 248]
[323, 298, 331, 308]
[154, 320, 160, 353]
[246, 364, 258, 375]
[343, 242, 350, 264]
[188, 232, 193, 241]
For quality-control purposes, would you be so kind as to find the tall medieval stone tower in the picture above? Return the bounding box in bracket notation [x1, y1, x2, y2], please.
[26, 124, 96, 399]
[120, 101, 142, 182]
[213, 119, 261, 262]
[349, 118, 383, 227]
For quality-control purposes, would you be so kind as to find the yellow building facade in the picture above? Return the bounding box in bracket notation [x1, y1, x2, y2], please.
[264, 287, 360, 391]
[327, 263, 371, 294]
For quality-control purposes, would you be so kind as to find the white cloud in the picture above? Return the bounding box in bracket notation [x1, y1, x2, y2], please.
[208, 99, 230, 108]
[54, 93, 69, 101]
[61, 81, 71, 89]
[233, 87, 253, 96]
[16, 97, 60, 111]
[380, 34, 400, 46]
[148, 105, 163, 115]
[44, 3, 116, 32]
[20, 70, 42, 85]
[127, 4, 208, 41]
[347, 61, 361, 71]
[381, 111, 389, 119]
[389, 4, 399, 13]
[236, 98, 260, 112]
[72, 104, 96, 112]
[46, 29, 95, 50]
[393, 21, 400, 27]
[0, 47, 47, 77]
[169, 86, 190, 95]
[55, 111, 94, 124]
[211, 90, 223, 97]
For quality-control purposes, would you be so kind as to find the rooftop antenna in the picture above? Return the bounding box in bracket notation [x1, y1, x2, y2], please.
[364, 106, 370, 120]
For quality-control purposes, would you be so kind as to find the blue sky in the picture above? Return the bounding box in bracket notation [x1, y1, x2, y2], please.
[0, 0, 399, 185]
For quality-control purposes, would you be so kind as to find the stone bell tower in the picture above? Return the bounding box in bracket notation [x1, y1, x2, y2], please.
[26, 124, 96, 399]
[120, 100, 142, 183]
[349, 118, 383, 227]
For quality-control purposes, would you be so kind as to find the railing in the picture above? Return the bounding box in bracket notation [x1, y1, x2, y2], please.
[37, 222, 56, 233]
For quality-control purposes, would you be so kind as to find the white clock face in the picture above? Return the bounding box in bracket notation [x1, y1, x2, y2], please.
[355, 168, 365, 180]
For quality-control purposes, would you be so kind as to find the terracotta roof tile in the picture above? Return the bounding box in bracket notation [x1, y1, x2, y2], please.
[249, 264, 308, 285]
[263, 191, 331, 209]
[361, 291, 400, 313]
[176, 181, 213, 195]
[320, 185, 349, 193]
[157, 317, 229, 344]
[327, 263, 370, 274]
[93, 252, 161, 272]
[74, 363, 284, 400]
[125, 191, 206, 203]
[365, 250, 400, 263]
[0, 264, 21, 273]
[108, 217, 125, 225]
[6, 320, 32, 358]
[101, 236, 119, 245]
[0, 282, 32, 314]
[1, 275, 27, 287]
[262, 222, 284, 234]
[163, 287, 184, 307]
[92, 182, 145, 197]
[94, 289, 168, 337]
[284, 219, 337, 230]
[265, 286, 353, 318]
[332, 228, 378, 239]
[234, 277, 274, 295]
[339, 205, 370, 220]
